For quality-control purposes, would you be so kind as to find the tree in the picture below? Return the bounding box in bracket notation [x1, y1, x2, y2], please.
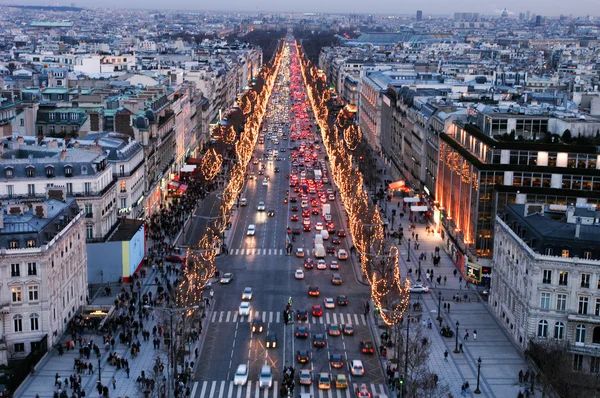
[562, 129, 573, 143]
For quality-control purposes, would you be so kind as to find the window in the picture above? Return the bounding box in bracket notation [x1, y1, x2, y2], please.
[584, 251, 592, 260]
[542, 270, 552, 284]
[64, 166, 73, 177]
[579, 296, 589, 315]
[576, 324, 587, 344]
[14, 343, 24, 353]
[85, 204, 93, 216]
[7, 185, 13, 198]
[86, 225, 93, 240]
[29, 314, 39, 331]
[119, 165, 125, 176]
[84, 182, 91, 195]
[5, 168, 13, 178]
[10, 263, 20, 277]
[574, 354, 584, 371]
[9, 241, 18, 249]
[554, 322, 565, 340]
[562, 249, 570, 258]
[11, 287, 22, 303]
[591, 356, 600, 374]
[13, 315, 23, 333]
[26, 167, 35, 178]
[540, 292, 551, 309]
[121, 198, 127, 209]
[46, 166, 54, 178]
[545, 248, 553, 256]
[49, 113, 55, 120]
[20, 118, 24, 126]
[28, 184, 35, 196]
[66, 183, 73, 195]
[28, 285, 38, 301]
[557, 294, 568, 311]
[26, 239, 35, 248]
[594, 327, 600, 345]
[559, 271, 569, 286]
[120, 180, 126, 193]
[581, 274, 591, 288]
[537, 320, 548, 337]
[49, 125, 55, 134]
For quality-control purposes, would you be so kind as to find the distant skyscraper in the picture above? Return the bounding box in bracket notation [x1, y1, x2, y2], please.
[416, 10, 423, 21]
[535, 15, 544, 26]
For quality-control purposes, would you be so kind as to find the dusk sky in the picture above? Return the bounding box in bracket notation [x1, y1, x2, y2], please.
[66, 0, 598, 17]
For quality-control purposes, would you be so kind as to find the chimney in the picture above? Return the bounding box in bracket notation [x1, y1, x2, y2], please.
[60, 149, 68, 161]
[16, 136, 24, 144]
[575, 216, 581, 239]
[48, 139, 59, 148]
[73, 141, 80, 148]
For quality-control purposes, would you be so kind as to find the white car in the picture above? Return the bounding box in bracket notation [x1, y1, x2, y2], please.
[295, 269, 305, 279]
[351, 359, 365, 376]
[247, 224, 256, 236]
[337, 249, 348, 260]
[315, 222, 323, 231]
[316, 260, 327, 270]
[242, 287, 253, 300]
[262, 179, 269, 186]
[259, 365, 273, 388]
[299, 369, 312, 385]
[220, 273, 233, 284]
[296, 248, 305, 257]
[234, 364, 248, 386]
[409, 284, 430, 293]
[257, 202, 265, 211]
[330, 260, 339, 270]
[324, 297, 335, 309]
[239, 302, 250, 316]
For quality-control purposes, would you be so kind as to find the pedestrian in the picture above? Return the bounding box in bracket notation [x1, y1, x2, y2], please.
[459, 343, 463, 353]
[111, 376, 116, 389]
[519, 369, 524, 384]
[444, 276, 447, 285]
[464, 330, 469, 340]
[447, 303, 451, 313]
[444, 350, 448, 361]
[126, 366, 130, 378]
[453, 269, 458, 277]
[473, 330, 477, 340]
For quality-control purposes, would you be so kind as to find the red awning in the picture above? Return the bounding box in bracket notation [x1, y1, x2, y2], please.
[168, 182, 180, 190]
[388, 180, 405, 190]
[187, 157, 202, 165]
[179, 184, 188, 192]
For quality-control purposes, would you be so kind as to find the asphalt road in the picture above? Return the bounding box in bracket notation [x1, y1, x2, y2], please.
[192, 43, 386, 398]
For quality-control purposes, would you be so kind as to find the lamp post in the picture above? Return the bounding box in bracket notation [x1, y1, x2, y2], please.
[407, 239, 411, 262]
[474, 357, 482, 394]
[437, 291, 442, 319]
[453, 320, 460, 353]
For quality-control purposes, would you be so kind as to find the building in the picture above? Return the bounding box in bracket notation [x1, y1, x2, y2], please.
[492, 203, 600, 377]
[0, 197, 87, 365]
[416, 10, 423, 21]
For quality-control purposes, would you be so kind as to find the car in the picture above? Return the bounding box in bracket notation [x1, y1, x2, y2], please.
[330, 353, 344, 368]
[257, 201, 265, 211]
[164, 254, 186, 263]
[303, 224, 312, 232]
[315, 222, 323, 230]
[302, 208, 310, 217]
[246, 224, 256, 236]
[337, 295, 348, 306]
[330, 260, 339, 270]
[274, 167, 280, 173]
[297, 309, 309, 321]
[295, 325, 309, 338]
[291, 206, 299, 212]
[351, 360, 365, 376]
[335, 374, 348, 389]
[409, 284, 430, 293]
[308, 286, 320, 297]
[329, 194, 335, 201]
[326, 245, 336, 254]
[302, 258, 313, 269]
[296, 248, 305, 258]
[337, 249, 348, 260]
[328, 324, 341, 336]
[267, 210, 275, 217]
[290, 196, 297, 203]
[258, 169, 264, 175]
[294, 269, 305, 279]
[324, 298, 335, 309]
[318, 372, 331, 390]
[312, 305, 323, 317]
[356, 384, 372, 397]
[332, 237, 341, 245]
[242, 287, 253, 300]
[239, 302, 250, 316]
[220, 273, 233, 284]
[316, 260, 327, 270]
[290, 214, 299, 221]
[259, 365, 273, 388]
[359, 340, 375, 354]
[297, 349, 310, 363]
[233, 364, 249, 386]
[292, 228, 301, 235]
[262, 179, 268, 186]
[299, 369, 312, 385]
[331, 274, 343, 285]
[266, 331, 277, 348]
[337, 230, 347, 237]
[343, 324, 354, 336]
[303, 217, 311, 226]
[253, 159, 259, 165]
[251, 317, 264, 333]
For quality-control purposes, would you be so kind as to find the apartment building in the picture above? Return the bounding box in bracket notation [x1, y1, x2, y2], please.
[0, 198, 87, 365]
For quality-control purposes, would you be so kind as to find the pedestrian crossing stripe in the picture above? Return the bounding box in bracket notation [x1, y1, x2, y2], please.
[211, 310, 367, 326]
[193, 380, 388, 398]
[230, 248, 340, 256]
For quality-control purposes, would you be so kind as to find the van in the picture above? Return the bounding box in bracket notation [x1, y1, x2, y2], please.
[314, 244, 325, 258]
[315, 234, 323, 246]
[240, 198, 247, 206]
[320, 230, 329, 240]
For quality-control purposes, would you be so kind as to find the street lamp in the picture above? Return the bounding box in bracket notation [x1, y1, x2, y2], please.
[454, 320, 460, 353]
[474, 357, 482, 394]
[406, 239, 411, 262]
[437, 291, 442, 319]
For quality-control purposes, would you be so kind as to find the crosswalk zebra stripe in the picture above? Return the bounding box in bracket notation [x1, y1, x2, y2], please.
[268, 311, 273, 323]
[225, 312, 231, 322]
[212, 311, 217, 323]
[227, 381, 234, 398]
[276, 311, 280, 323]
[232, 312, 238, 323]
[262, 311, 267, 322]
[209, 381, 217, 397]
[218, 381, 225, 398]
[211, 311, 367, 325]
[194, 381, 386, 397]
[245, 381, 252, 398]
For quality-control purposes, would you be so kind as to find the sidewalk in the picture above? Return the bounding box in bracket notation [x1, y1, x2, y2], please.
[15, 209, 215, 398]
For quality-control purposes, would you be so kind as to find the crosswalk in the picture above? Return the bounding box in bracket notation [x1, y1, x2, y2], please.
[193, 380, 388, 398]
[210, 310, 368, 326]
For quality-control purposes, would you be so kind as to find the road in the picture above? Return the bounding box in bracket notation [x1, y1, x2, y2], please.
[191, 41, 386, 398]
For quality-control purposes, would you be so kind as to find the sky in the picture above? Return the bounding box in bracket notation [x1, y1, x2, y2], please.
[65, 0, 598, 17]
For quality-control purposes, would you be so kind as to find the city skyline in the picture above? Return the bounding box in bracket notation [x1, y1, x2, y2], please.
[5, 0, 600, 17]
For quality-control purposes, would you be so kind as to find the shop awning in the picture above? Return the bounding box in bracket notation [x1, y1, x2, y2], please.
[181, 164, 197, 173]
[179, 184, 188, 192]
[168, 182, 180, 190]
[186, 157, 202, 165]
[388, 180, 406, 190]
